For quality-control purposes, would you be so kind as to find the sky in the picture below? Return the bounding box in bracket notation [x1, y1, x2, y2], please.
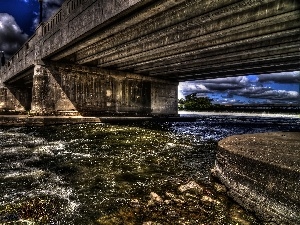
[0, 0, 299, 105]
[0, 0, 64, 57]
[179, 72, 300, 105]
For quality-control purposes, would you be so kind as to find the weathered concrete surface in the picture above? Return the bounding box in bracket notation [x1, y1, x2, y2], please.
[0, 87, 29, 112]
[30, 62, 178, 116]
[1, 0, 300, 83]
[213, 132, 300, 224]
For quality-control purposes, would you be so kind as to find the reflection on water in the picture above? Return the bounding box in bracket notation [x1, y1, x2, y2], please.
[0, 115, 299, 224]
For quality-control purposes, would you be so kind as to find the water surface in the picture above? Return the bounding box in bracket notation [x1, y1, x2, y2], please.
[0, 115, 299, 224]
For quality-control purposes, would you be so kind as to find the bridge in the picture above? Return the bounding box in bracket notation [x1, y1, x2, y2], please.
[0, 0, 299, 116]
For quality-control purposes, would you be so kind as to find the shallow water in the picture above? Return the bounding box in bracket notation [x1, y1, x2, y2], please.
[0, 115, 299, 224]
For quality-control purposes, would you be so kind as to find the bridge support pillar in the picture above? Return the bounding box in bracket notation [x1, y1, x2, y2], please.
[30, 62, 178, 116]
[0, 86, 31, 114]
[31, 63, 78, 115]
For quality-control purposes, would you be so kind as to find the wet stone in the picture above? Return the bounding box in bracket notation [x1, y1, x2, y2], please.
[97, 180, 260, 224]
[147, 192, 163, 206]
[178, 181, 204, 194]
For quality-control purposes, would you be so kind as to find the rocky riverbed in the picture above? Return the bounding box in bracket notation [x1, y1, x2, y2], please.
[0, 114, 299, 224]
[97, 180, 260, 225]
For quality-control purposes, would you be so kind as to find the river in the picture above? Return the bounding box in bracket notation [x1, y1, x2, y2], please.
[0, 113, 299, 224]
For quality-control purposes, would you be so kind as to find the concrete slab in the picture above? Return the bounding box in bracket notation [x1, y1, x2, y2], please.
[213, 132, 300, 224]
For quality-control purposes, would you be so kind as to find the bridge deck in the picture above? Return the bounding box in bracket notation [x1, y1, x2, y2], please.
[1, 0, 299, 84]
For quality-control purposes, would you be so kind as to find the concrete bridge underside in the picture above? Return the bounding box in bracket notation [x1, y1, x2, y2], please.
[51, 0, 300, 80]
[0, 0, 299, 116]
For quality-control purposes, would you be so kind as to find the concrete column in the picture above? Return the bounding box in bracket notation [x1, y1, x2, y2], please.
[151, 82, 178, 116]
[31, 63, 77, 115]
[31, 64, 48, 114]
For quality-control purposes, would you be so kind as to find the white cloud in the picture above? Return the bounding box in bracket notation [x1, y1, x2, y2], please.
[178, 81, 209, 98]
[227, 85, 299, 102]
[213, 98, 239, 105]
[203, 76, 249, 85]
[197, 76, 250, 91]
[253, 90, 299, 100]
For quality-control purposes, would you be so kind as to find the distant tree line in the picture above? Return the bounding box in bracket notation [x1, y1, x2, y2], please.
[178, 93, 300, 113]
[178, 93, 213, 110]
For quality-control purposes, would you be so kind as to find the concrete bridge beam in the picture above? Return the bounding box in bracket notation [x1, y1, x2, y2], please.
[30, 62, 178, 116]
[69, 0, 300, 80]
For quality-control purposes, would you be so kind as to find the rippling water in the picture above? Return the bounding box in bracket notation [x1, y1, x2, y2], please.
[0, 115, 299, 224]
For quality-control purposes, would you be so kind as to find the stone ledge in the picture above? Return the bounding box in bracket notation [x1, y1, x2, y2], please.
[213, 132, 300, 224]
[0, 115, 100, 126]
[0, 115, 196, 126]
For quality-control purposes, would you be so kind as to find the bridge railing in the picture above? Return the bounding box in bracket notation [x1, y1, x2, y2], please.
[39, 0, 143, 58]
[41, 0, 84, 37]
[67, 0, 84, 15]
[43, 9, 63, 36]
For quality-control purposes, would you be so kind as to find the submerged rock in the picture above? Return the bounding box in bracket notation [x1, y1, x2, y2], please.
[178, 181, 203, 194]
[214, 183, 227, 193]
[97, 180, 260, 224]
[143, 222, 162, 225]
[148, 192, 163, 206]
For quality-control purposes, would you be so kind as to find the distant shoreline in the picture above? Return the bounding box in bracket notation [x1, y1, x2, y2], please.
[179, 110, 300, 118]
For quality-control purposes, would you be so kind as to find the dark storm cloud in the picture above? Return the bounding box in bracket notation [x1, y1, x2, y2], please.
[179, 76, 250, 96]
[32, 0, 65, 30]
[258, 71, 300, 83]
[230, 86, 299, 101]
[0, 13, 28, 58]
[42, 0, 65, 21]
[200, 76, 249, 91]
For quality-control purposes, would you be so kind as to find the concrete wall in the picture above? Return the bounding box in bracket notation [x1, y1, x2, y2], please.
[31, 62, 178, 116]
[0, 87, 30, 113]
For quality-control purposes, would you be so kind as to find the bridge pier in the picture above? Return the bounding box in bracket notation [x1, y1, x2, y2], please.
[30, 62, 178, 116]
[0, 86, 30, 113]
